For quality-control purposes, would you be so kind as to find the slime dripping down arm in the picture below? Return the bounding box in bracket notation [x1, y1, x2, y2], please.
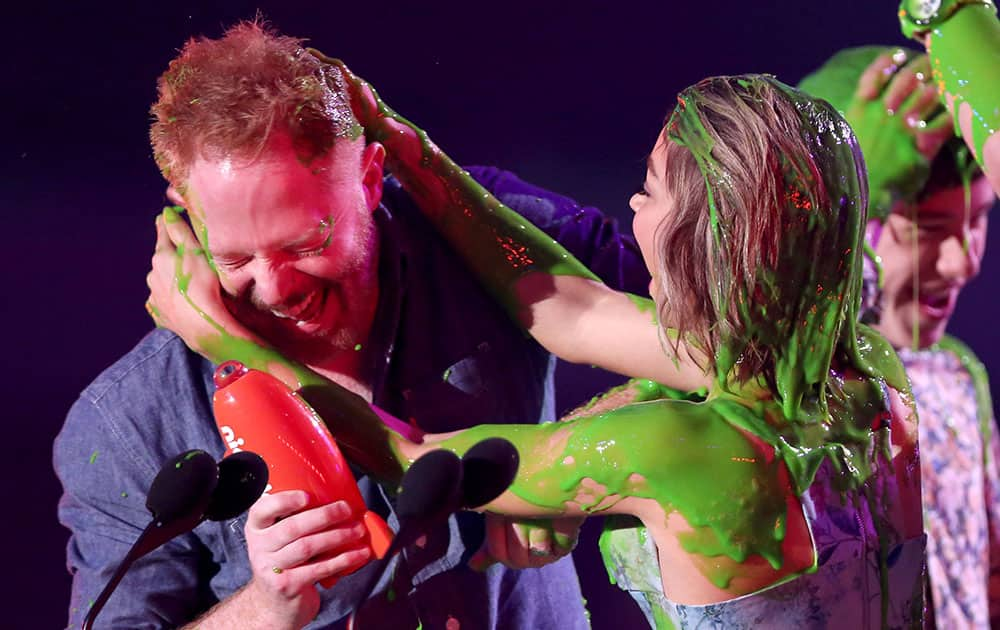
[900, 0, 1000, 193]
[404, 397, 811, 603]
[320, 54, 710, 392]
[561, 378, 707, 421]
[150, 201, 807, 599]
[420, 398, 790, 528]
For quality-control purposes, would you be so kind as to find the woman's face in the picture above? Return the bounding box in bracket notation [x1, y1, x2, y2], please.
[630, 133, 673, 303]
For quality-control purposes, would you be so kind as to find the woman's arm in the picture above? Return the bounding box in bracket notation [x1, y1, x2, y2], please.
[408, 397, 811, 603]
[899, 0, 1000, 193]
[319, 54, 710, 390]
[561, 378, 707, 421]
[415, 399, 793, 564]
[517, 274, 711, 390]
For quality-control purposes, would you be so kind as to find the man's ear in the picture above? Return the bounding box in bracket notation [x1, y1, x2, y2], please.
[361, 142, 386, 212]
[166, 185, 187, 208]
[165, 183, 210, 249]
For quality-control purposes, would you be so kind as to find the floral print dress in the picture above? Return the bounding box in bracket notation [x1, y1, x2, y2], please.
[899, 336, 1000, 629]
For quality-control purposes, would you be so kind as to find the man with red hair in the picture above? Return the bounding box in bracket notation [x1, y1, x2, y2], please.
[54, 22, 648, 629]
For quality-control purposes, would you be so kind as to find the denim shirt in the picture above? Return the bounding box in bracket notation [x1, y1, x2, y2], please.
[55, 166, 648, 629]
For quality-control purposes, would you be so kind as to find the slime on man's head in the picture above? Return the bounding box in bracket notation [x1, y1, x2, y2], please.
[150, 25, 363, 186]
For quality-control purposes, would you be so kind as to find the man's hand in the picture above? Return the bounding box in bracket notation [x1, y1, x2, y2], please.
[185, 493, 371, 630]
[469, 515, 583, 571]
[242, 492, 370, 627]
[899, 0, 1000, 192]
[146, 206, 264, 362]
[848, 50, 954, 219]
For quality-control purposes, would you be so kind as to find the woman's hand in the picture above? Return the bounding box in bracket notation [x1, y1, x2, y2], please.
[322, 57, 383, 138]
[469, 515, 583, 571]
[847, 51, 954, 218]
[145, 206, 267, 363]
[319, 55, 429, 169]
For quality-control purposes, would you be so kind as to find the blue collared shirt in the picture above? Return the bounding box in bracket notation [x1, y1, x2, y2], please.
[55, 167, 648, 629]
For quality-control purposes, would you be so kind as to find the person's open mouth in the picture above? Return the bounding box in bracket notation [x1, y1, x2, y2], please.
[271, 289, 326, 325]
[916, 288, 955, 320]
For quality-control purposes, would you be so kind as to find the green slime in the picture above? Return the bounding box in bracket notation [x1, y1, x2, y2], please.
[936, 335, 996, 466]
[362, 69, 914, 617]
[906, 3, 1000, 167]
[666, 81, 913, 622]
[161, 205, 404, 483]
[438, 394, 791, 571]
[160, 53, 918, 621]
[799, 46, 931, 222]
[898, 0, 995, 41]
[797, 45, 984, 350]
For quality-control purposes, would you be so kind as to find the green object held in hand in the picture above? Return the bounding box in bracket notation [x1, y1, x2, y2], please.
[903, 1, 1000, 165]
[899, 0, 996, 39]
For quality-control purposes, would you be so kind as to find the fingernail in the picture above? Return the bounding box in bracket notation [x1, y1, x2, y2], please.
[553, 532, 576, 549]
[297, 491, 311, 508]
[512, 527, 530, 549]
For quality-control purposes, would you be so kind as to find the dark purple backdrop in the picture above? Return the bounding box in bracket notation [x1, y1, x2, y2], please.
[5, 2, 997, 628]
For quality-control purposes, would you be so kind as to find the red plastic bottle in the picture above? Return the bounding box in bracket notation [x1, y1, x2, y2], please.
[212, 360, 393, 588]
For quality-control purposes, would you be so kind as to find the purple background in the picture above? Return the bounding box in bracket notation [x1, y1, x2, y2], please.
[5, 1, 997, 627]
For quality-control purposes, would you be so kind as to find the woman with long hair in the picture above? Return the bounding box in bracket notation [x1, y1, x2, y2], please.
[149, 63, 924, 628]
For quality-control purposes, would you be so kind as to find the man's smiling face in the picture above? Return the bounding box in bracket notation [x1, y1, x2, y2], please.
[873, 175, 994, 349]
[182, 133, 385, 367]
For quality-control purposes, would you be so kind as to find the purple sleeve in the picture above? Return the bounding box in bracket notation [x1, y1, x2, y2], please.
[465, 166, 651, 295]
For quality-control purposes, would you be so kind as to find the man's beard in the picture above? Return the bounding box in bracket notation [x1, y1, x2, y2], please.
[227, 281, 373, 370]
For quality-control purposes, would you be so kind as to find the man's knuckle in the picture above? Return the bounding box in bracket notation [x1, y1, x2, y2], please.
[272, 574, 294, 596]
[321, 553, 355, 576]
[282, 519, 303, 540]
[293, 537, 317, 560]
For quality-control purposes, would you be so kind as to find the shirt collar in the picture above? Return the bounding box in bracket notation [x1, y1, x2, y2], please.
[363, 204, 407, 408]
